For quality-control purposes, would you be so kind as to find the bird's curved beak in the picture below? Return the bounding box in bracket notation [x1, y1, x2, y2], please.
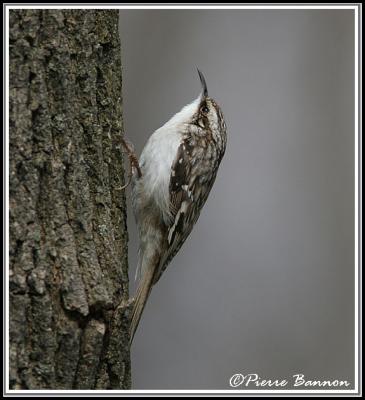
[197, 68, 208, 97]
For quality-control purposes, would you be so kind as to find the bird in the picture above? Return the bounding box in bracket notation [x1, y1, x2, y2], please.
[129, 69, 227, 344]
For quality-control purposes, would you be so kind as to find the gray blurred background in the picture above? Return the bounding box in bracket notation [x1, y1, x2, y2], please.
[119, 9, 355, 390]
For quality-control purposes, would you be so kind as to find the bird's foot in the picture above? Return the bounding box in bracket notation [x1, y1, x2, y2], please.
[118, 136, 142, 190]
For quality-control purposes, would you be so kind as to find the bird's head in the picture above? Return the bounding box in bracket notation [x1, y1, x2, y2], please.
[190, 69, 226, 141]
[163, 69, 226, 142]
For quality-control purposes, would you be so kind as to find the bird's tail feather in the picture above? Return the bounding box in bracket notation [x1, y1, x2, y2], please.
[129, 264, 156, 344]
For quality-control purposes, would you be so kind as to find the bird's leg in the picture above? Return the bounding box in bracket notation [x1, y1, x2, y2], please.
[121, 136, 142, 178]
[118, 136, 142, 190]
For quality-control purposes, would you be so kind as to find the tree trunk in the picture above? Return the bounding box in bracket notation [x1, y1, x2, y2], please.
[9, 9, 131, 389]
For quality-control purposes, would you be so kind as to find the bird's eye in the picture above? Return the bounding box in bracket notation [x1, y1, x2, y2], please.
[201, 106, 209, 114]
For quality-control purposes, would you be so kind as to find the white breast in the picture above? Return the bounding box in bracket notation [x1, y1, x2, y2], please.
[138, 96, 201, 223]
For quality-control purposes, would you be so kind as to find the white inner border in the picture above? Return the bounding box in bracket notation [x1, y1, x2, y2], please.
[4, 3, 361, 396]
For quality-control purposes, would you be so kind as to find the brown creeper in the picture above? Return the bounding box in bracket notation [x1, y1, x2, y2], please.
[130, 70, 227, 343]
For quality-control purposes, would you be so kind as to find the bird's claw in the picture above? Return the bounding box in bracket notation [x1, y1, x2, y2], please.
[119, 136, 142, 190]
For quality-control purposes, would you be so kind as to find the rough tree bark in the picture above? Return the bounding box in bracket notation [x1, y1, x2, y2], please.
[9, 10, 131, 389]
